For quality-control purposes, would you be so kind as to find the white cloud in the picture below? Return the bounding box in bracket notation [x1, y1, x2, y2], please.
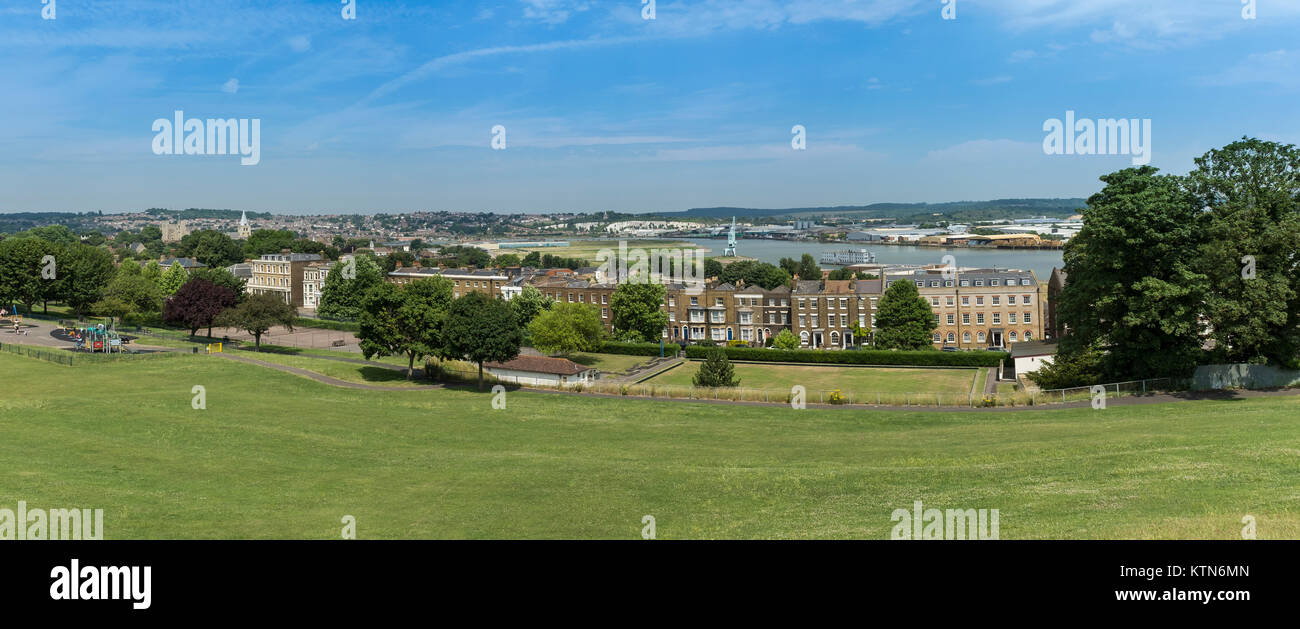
[221, 78, 239, 94]
[520, 0, 592, 24]
[1200, 49, 1300, 89]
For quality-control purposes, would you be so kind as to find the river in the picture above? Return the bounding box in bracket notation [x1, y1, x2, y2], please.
[677, 238, 1064, 280]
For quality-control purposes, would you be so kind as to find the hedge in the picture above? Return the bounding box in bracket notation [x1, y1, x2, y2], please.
[295, 317, 361, 332]
[683, 345, 1008, 367]
[598, 341, 667, 356]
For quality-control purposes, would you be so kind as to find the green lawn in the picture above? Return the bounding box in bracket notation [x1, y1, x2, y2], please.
[645, 362, 977, 396]
[2, 351, 1299, 539]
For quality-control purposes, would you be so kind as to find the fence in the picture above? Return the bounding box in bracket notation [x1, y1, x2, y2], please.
[0, 342, 191, 366]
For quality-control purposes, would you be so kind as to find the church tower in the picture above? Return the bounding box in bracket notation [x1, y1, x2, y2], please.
[238, 211, 251, 239]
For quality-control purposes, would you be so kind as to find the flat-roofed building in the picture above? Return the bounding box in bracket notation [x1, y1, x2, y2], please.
[248, 252, 324, 307]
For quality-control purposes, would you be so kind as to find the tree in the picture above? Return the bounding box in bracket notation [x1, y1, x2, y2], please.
[778, 257, 799, 278]
[873, 279, 935, 350]
[796, 254, 821, 281]
[1187, 138, 1300, 366]
[318, 255, 385, 320]
[141, 260, 163, 286]
[188, 266, 247, 301]
[1025, 345, 1105, 389]
[57, 243, 116, 317]
[358, 278, 453, 379]
[0, 237, 57, 314]
[159, 262, 188, 296]
[179, 230, 245, 268]
[96, 273, 163, 322]
[510, 285, 553, 328]
[704, 258, 724, 279]
[718, 260, 791, 290]
[1057, 166, 1208, 379]
[772, 328, 799, 350]
[693, 347, 739, 387]
[529, 302, 606, 356]
[243, 229, 297, 257]
[494, 253, 522, 267]
[610, 282, 668, 343]
[440, 292, 523, 389]
[214, 293, 296, 351]
[163, 278, 237, 338]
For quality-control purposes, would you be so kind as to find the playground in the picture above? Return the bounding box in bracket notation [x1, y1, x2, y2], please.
[0, 310, 174, 355]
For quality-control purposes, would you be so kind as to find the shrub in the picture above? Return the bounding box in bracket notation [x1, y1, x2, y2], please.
[597, 341, 664, 356]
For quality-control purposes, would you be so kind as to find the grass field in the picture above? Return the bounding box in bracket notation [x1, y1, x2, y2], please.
[644, 361, 978, 396]
[2, 351, 1299, 539]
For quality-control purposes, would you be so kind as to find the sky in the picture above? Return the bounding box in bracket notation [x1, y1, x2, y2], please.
[1, 0, 1298, 214]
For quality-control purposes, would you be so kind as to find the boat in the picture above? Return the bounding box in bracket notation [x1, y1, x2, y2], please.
[819, 249, 877, 266]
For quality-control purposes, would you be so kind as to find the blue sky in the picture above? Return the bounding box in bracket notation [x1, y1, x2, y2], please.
[1, 0, 1298, 214]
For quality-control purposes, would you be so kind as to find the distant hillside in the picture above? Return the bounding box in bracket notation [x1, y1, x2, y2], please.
[658, 199, 1087, 223]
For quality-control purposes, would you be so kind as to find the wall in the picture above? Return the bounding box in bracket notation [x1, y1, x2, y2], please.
[1191, 364, 1300, 390]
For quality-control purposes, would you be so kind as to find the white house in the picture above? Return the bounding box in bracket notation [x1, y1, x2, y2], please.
[1011, 341, 1058, 379]
[483, 356, 597, 388]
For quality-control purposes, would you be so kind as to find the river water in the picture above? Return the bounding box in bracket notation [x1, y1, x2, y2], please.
[678, 238, 1065, 280]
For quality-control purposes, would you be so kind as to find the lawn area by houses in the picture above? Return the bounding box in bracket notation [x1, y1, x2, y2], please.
[643, 361, 978, 397]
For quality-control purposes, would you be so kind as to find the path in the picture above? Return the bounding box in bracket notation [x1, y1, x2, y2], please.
[220, 354, 445, 391]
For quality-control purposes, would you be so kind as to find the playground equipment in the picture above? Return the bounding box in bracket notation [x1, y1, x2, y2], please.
[69, 323, 127, 354]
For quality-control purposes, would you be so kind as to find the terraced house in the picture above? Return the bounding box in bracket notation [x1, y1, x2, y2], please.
[887, 268, 1045, 349]
[384, 264, 1043, 351]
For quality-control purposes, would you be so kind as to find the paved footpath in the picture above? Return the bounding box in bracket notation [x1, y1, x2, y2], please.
[217, 350, 1300, 412]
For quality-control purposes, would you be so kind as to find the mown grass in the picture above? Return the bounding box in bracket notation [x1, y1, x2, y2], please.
[1, 351, 1299, 539]
[644, 361, 977, 396]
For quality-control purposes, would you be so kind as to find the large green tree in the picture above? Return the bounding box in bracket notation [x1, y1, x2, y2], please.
[179, 230, 245, 268]
[358, 278, 453, 379]
[796, 254, 821, 281]
[214, 292, 296, 351]
[57, 243, 116, 317]
[510, 285, 553, 328]
[529, 302, 605, 356]
[318, 255, 385, 320]
[609, 282, 668, 343]
[440, 292, 523, 389]
[1057, 166, 1208, 379]
[0, 237, 59, 314]
[1187, 138, 1300, 366]
[717, 260, 791, 290]
[159, 262, 189, 296]
[873, 279, 935, 350]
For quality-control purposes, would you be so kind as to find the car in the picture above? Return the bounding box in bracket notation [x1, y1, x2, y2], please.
[941, 346, 960, 352]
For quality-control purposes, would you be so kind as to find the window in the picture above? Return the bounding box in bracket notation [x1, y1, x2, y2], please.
[579, 294, 586, 303]
[740, 312, 752, 324]
[963, 332, 971, 343]
[946, 297, 954, 306]
[603, 308, 609, 319]
[798, 298, 806, 309]
[741, 328, 752, 341]
[668, 312, 675, 322]
[976, 296, 985, 306]
[960, 280, 970, 287]
[840, 315, 847, 327]
[992, 313, 1001, 324]
[978, 332, 986, 343]
[1009, 313, 1017, 324]
[931, 297, 940, 306]
[932, 333, 941, 342]
[1022, 279, 1033, 286]
[946, 314, 954, 325]
[977, 313, 985, 324]
[799, 315, 807, 328]
[1007, 295, 1017, 305]
[962, 313, 970, 324]
[962, 296, 969, 306]
[690, 297, 699, 306]
[992, 296, 1000, 306]
[800, 331, 809, 345]
[1024, 312, 1032, 323]
[930, 281, 940, 287]
[915, 281, 924, 287]
[946, 333, 955, 344]
[1025, 331, 1033, 341]
[991, 279, 1000, 286]
[1023, 294, 1033, 304]
[1009, 331, 1018, 342]
[974, 280, 984, 287]
[839, 298, 848, 309]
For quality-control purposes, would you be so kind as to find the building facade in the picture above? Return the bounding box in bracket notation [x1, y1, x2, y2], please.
[247, 252, 324, 308]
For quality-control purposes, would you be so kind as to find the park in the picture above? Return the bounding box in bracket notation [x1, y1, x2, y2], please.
[2, 348, 1299, 539]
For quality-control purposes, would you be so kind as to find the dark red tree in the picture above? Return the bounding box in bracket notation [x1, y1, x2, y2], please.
[163, 278, 237, 339]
